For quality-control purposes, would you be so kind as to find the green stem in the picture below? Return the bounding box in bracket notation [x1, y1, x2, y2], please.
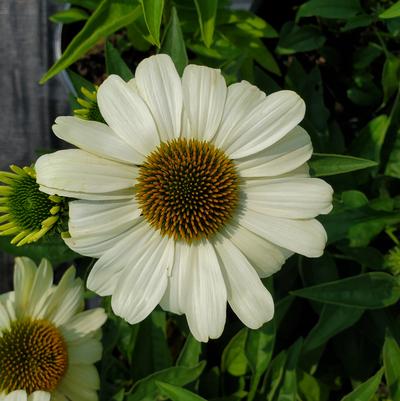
[247, 373, 262, 401]
[386, 227, 400, 245]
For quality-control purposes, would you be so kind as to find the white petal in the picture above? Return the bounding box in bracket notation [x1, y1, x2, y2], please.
[35, 149, 138, 194]
[68, 338, 102, 364]
[214, 236, 274, 329]
[52, 392, 67, 401]
[13, 257, 37, 318]
[39, 184, 135, 201]
[0, 302, 10, 330]
[236, 126, 312, 177]
[160, 241, 190, 314]
[244, 177, 333, 218]
[111, 232, 173, 324]
[136, 54, 182, 141]
[68, 199, 141, 242]
[64, 226, 135, 258]
[28, 392, 50, 401]
[213, 81, 265, 149]
[26, 259, 53, 318]
[87, 219, 150, 296]
[52, 116, 144, 164]
[45, 268, 84, 327]
[3, 391, 27, 401]
[275, 163, 310, 178]
[183, 242, 227, 342]
[58, 365, 99, 401]
[182, 64, 227, 141]
[239, 209, 327, 258]
[61, 308, 107, 342]
[97, 75, 160, 155]
[214, 83, 305, 158]
[225, 224, 288, 278]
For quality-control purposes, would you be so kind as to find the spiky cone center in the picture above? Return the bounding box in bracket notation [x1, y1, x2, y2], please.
[0, 166, 66, 245]
[74, 86, 105, 123]
[135, 138, 240, 242]
[0, 319, 68, 394]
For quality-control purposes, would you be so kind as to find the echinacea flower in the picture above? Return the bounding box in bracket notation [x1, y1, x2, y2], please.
[36, 54, 333, 342]
[0, 257, 106, 400]
[0, 166, 67, 246]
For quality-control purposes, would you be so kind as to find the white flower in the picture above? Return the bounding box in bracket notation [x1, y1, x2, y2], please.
[0, 257, 107, 400]
[0, 390, 49, 401]
[36, 54, 333, 342]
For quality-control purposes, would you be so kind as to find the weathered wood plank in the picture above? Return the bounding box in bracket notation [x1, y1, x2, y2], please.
[0, 0, 70, 290]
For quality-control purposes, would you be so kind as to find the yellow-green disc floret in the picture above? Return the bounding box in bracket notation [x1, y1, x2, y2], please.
[0, 165, 67, 246]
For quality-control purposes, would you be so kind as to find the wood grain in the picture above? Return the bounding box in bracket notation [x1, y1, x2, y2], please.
[0, 0, 70, 290]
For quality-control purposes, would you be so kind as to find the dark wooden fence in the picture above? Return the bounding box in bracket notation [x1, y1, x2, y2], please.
[0, 0, 70, 290]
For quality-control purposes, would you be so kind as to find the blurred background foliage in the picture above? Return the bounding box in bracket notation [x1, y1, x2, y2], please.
[3, 0, 400, 400]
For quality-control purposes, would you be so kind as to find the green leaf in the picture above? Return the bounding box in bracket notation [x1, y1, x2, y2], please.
[276, 22, 326, 55]
[297, 0, 363, 20]
[303, 305, 364, 353]
[277, 339, 303, 401]
[245, 321, 275, 401]
[0, 236, 77, 266]
[347, 72, 382, 107]
[309, 154, 378, 176]
[245, 321, 275, 378]
[116, 319, 140, 364]
[176, 334, 201, 367]
[341, 14, 374, 31]
[350, 115, 390, 164]
[320, 204, 400, 244]
[160, 7, 188, 75]
[248, 39, 280, 76]
[291, 273, 400, 309]
[382, 55, 400, 105]
[219, 10, 278, 38]
[105, 41, 133, 81]
[140, 0, 164, 47]
[285, 62, 330, 150]
[220, 27, 280, 76]
[56, 0, 101, 10]
[156, 382, 207, 401]
[49, 8, 89, 24]
[221, 328, 248, 376]
[340, 368, 384, 401]
[298, 371, 329, 401]
[127, 362, 205, 401]
[267, 352, 287, 401]
[130, 310, 171, 380]
[40, 0, 141, 83]
[126, 17, 152, 51]
[386, 126, 400, 178]
[383, 332, 400, 400]
[67, 69, 96, 94]
[380, 1, 400, 19]
[353, 45, 382, 70]
[193, 0, 218, 48]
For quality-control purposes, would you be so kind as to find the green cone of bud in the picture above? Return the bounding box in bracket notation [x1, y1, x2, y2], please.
[0, 165, 67, 246]
[74, 86, 105, 123]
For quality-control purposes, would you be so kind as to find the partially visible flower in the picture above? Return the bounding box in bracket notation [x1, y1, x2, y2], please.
[0, 257, 107, 400]
[0, 165, 67, 246]
[74, 86, 105, 123]
[0, 390, 49, 401]
[36, 54, 333, 342]
[384, 246, 400, 276]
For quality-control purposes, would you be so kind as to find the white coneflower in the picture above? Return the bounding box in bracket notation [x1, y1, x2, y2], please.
[36, 54, 333, 342]
[0, 257, 106, 400]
